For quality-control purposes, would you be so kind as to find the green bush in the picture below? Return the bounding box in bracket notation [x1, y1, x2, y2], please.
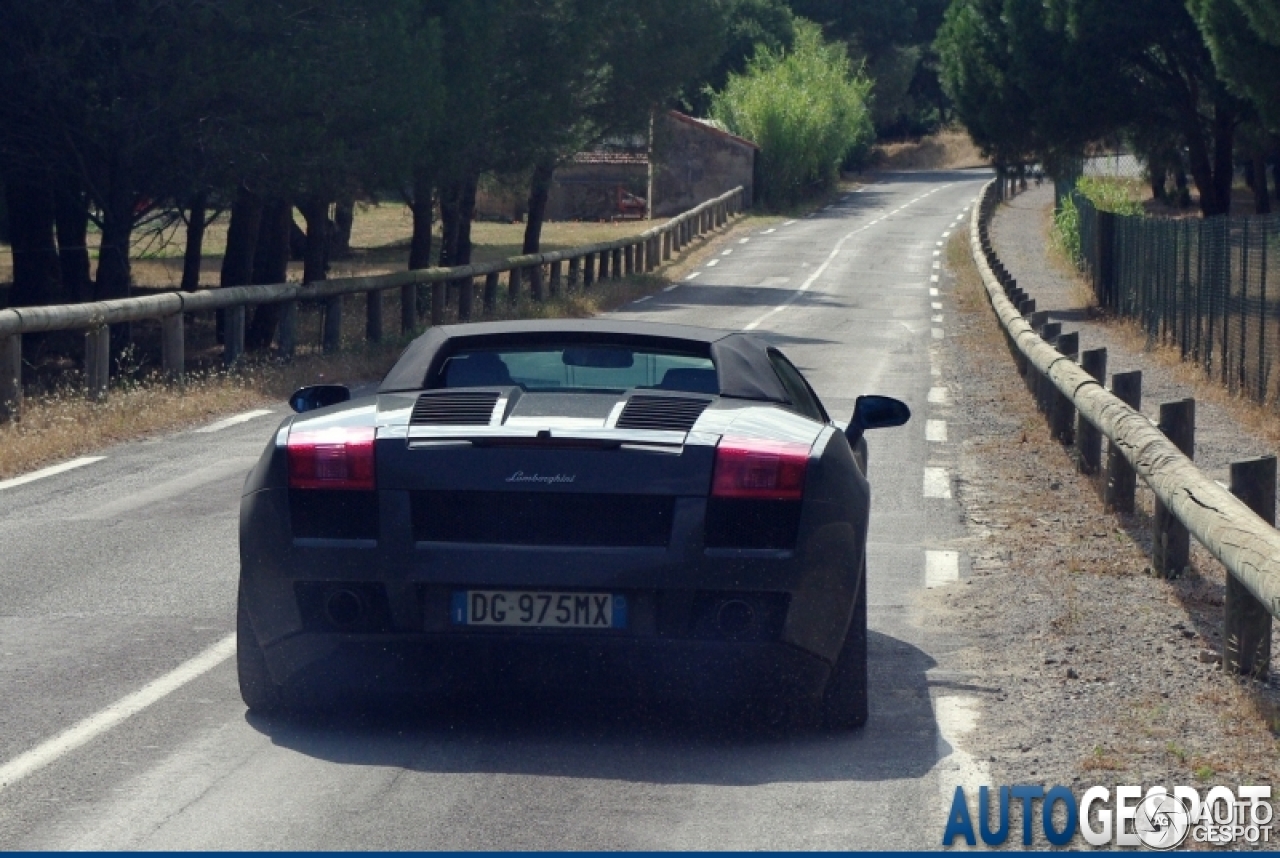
[1076, 176, 1146, 216]
[710, 22, 874, 208]
[1051, 193, 1081, 264]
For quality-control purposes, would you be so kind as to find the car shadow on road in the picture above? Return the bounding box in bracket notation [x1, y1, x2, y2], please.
[245, 630, 943, 786]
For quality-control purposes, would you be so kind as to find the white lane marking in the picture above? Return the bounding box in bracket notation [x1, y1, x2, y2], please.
[932, 302, 943, 310]
[930, 288, 939, 297]
[738, 238, 750, 244]
[194, 409, 275, 434]
[721, 249, 733, 256]
[762, 228, 776, 234]
[942, 231, 951, 238]
[935, 696, 991, 821]
[706, 259, 720, 267]
[924, 467, 952, 499]
[933, 250, 941, 256]
[685, 271, 702, 280]
[744, 225, 860, 331]
[930, 274, 940, 283]
[936, 242, 944, 248]
[932, 261, 941, 270]
[664, 285, 679, 292]
[928, 386, 949, 404]
[932, 328, 945, 340]
[932, 315, 944, 324]
[926, 419, 948, 442]
[926, 550, 960, 587]
[0, 457, 106, 492]
[783, 220, 797, 226]
[634, 296, 652, 303]
[0, 635, 235, 791]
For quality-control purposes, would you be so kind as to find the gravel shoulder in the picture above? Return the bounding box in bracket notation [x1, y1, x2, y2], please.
[928, 202, 1280, 836]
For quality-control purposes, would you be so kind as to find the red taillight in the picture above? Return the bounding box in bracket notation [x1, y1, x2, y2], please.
[711, 437, 810, 500]
[287, 426, 376, 490]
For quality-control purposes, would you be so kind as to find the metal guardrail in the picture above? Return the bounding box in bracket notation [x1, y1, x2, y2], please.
[970, 178, 1279, 676]
[0, 186, 746, 417]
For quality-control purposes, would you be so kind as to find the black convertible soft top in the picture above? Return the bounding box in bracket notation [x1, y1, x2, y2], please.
[378, 319, 791, 403]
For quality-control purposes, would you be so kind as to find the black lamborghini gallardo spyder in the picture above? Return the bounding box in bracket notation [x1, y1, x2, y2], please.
[237, 319, 909, 727]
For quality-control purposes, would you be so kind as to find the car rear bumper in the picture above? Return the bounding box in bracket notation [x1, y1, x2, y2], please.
[261, 632, 833, 702]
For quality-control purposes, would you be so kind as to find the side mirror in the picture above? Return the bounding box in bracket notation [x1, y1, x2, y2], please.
[846, 395, 911, 445]
[289, 384, 351, 413]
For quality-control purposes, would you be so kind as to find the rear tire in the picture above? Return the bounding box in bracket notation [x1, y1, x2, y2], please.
[237, 581, 285, 714]
[821, 565, 868, 730]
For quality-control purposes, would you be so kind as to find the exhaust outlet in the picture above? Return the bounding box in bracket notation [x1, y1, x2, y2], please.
[324, 588, 365, 629]
[715, 599, 757, 639]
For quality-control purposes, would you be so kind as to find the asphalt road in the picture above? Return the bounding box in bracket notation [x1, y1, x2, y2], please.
[0, 169, 992, 850]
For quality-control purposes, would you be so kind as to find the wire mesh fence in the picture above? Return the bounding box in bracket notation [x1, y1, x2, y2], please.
[1073, 191, 1280, 404]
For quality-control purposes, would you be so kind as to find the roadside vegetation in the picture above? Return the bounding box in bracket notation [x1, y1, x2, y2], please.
[1050, 176, 1147, 264]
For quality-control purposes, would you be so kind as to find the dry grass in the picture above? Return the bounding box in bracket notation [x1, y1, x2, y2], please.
[0, 206, 767, 480]
[871, 129, 987, 171]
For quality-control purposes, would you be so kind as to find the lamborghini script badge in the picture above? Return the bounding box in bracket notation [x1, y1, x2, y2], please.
[506, 471, 576, 485]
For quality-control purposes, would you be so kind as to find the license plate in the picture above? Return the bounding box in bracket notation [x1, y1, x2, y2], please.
[452, 591, 626, 629]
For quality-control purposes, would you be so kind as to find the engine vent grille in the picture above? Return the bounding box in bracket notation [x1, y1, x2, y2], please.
[410, 391, 500, 426]
[615, 395, 710, 432]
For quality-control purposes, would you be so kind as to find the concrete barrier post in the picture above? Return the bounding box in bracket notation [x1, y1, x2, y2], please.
[279, 300, 298, 359]
[86, 326, 110, 401]
[321, 297, 341, 354]
[1226, 455, 1276, 676]
[1153, 398, 1195, 578]
[1077, 348, 1107, 474]
[366, 290, 384, 343]
[1104, 370, 1142, 512]
[161, 313, 185, 380]
[0, 333, 21, 421]
[224, 306, 246, 365]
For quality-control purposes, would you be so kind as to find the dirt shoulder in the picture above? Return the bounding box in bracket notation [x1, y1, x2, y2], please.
[931, 222, 1280, 821]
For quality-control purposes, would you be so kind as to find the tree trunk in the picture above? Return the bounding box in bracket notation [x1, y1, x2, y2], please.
[457, 174, 478, 266]
[220, 185, 262, 288]
[4, 177, 63, 307]
[299, 197, 331, 284]
[54, 177, 91, 303]
[409, 169, 434, 270]
[94, 194, 133, 303]
[1251, 151, 1271, 215]
[438, 179, 462, 267]
[332, 198, 354, 259]
[181, 190, 208, 292]
[522, 159, 556, 255]
[244, 198, 293, 351]
[1210, 103, 1235, 217]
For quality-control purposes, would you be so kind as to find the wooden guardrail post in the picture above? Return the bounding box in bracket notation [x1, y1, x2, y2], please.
[431, 282, 445, 325]
[611, 248, 622, 279]
[1037, 322, 1061, 412]
[458, 279, 474, 321]
[161, 313, 184, 380]
[322, 297, 342, 353]
[663, 231, 672, 260]
[0, 333, 21, 421]
[583, 252, 596, 287]
[508, 267, 522, 303]
[400, 285, 417, 334]
[224, 306, 246, 364]
[366, 290, 384, 342]
[1226, 455, 1276, 676]
[1104, 370, 1142, 512]
[86, 326, 110, 401]
[567, 257, 580, 289]
[1077, 348, 1107, 474]
[483, 272, 499, 314]
[550, 260, 563, 296]
[530, 266, 544, 301]
[279, 300, 298, 359]
[1019, 298, 1036, 318]
[1153, 398, 1195, 578]
[1052, 331, 1078, 443]
[624, 244, 634, 276]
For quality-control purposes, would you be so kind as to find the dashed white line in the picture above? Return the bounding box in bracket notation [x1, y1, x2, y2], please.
[762, 228, 777, 234]
[721, 249, 733, 256]
[664, 285, 679, 292]
[194, 408, 275, 434]
[685, 271, 702, 280]
[634, 296, 652, 303]
[942, 231, 951, 238]
[925, 550, 960, 587]
[926, 419, 948, 442]
[932, 261, 941, 270]
[931, 302, 943, 310]
[706, 259, 720, 267]
[932, 328, 945, 340]
[928, 387, 949, 404]
[932, 315, 944, 324]
[930, 274, 940, 283]
[783, 220, 797, 226]
[930, 288, 940, 297]
[738, 238, 750, 244]
[0, 635, 235, 791]
[924, 467, 952, 499]
[0, 457, 106, 492]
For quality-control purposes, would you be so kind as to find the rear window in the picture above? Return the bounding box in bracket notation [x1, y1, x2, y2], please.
[438, 345, 718, 394]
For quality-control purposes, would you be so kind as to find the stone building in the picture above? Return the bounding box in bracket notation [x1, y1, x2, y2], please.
[648, 110, 757, 217]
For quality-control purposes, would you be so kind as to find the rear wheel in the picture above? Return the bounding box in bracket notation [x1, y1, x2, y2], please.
[237, 581, 285, 714]
[821, 565, 868, 730]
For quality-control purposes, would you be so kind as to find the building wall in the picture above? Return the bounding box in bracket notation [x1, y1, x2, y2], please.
[649, 113, 755, 218]
[547, 162, 648, 221]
